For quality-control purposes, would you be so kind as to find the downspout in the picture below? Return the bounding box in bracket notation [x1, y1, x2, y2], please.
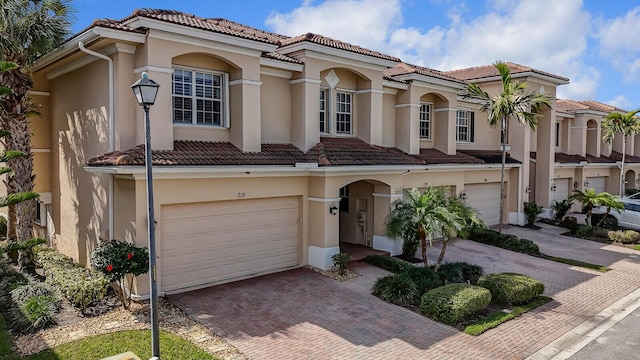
[78, 41, 114, 240]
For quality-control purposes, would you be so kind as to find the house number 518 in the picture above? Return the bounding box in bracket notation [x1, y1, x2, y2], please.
[237, 192, 246, 198]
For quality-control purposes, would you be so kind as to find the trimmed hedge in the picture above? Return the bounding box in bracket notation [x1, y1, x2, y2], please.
[420, 283, 491, 325]
[34, 246, 108, 313]
[364, 254, 411, 274]
[478, 272, 544, 305]
[372, 274, 418, 306]
[468, 227, 541, 256]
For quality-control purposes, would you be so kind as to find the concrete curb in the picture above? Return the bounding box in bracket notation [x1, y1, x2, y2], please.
[526, 286, 640, 360]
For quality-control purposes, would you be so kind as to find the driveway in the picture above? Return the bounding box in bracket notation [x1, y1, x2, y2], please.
[169, 223, 640, 359]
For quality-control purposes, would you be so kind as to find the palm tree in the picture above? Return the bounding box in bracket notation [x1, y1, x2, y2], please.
[0, 0, 73, 248]
[385, 187, 457, 266]
[435, 196, 485, 267]
[601, 109, 640, 197]
[460, 62, 552, 232]
[569, 188, 624, 226]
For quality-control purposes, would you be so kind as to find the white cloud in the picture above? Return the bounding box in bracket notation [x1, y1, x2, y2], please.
[266, 0, 402, 52]
[597, 7, 640, 81]
[606, 95, 632, 109]
[266, 0, 598, 100]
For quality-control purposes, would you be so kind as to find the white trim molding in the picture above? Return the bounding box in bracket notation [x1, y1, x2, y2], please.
[134, 65, 174, 74]
[355, 88, 385, 95]
[290, 78, 322, 85]
[395, 103, 421, 108]
[372, 192, 403, 198]
[27, 91, 50, 97]
[229, 79, 262, 87]
[308, 197, 341, 202]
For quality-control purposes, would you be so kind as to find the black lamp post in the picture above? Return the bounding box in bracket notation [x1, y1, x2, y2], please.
[131, 72, 160, 359]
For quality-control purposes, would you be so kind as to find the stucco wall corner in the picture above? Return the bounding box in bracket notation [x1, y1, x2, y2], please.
[372, 235, 402, 256]
[308, 245, 340, 270]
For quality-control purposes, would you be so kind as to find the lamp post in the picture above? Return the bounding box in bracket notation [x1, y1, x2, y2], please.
[131, 72, 160, 359]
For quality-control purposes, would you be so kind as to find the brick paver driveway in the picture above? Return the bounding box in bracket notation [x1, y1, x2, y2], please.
[170, 223, 640, 359]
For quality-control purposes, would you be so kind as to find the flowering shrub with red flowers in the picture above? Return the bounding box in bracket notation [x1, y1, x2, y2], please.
[90, 239, 148, 308]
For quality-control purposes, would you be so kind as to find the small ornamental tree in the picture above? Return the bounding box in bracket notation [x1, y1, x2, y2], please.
[90, 239, 148, 309]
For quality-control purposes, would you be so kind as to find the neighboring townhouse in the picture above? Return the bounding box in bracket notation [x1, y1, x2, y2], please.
[24, 9, 637, 297]
[550, 99, 640, 209]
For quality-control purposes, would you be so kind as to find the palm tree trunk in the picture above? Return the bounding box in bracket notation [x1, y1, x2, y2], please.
[436, 238, 448, 266]
[419, 227, 428, 266]
[620, 136, 626, 197]
[499, 117, 507, 233]
[596, 208, 611, 227]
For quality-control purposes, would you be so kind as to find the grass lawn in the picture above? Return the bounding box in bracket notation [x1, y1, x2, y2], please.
[464, 296, 553, 336]
[0, 329, 217, 360]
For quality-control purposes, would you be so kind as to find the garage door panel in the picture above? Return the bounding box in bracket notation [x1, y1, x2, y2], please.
[161, 197, 299, 292]
[553, 179, 570, 204]
[465, 183, 501, 226]
[586, 177, 606, 193]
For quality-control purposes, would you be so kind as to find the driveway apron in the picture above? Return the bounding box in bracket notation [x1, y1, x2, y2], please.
[170, 224, 640, 359]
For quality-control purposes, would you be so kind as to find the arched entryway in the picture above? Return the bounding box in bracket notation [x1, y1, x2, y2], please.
[586, 119, 598, 156]
[625, 169, 637, 192]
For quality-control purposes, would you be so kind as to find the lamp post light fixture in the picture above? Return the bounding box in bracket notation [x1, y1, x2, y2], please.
[131, 72, 160, 359]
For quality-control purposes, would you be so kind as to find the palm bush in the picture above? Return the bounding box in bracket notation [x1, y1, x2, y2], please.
[401, 266, 441, 295]
[552, 199, 573, 220]
[372, 274, 418, 306]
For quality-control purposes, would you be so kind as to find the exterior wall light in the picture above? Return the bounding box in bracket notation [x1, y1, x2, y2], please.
[459, 191, 467, 200]
[573, 181, 580, 189]
[329, 202, 338, 215]
[551, 183, 557, 191]
[584, 181, 590, 188]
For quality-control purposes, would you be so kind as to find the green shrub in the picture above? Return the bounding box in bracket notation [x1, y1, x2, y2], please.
[552, 199, 573, 220]
[524, 201, 544, 225]
[331, 252, 351, 276]
[478, 272, 544, 305]
[36, 246, 108, 313]
[12, 295, 59, 331]
[364, 254, 411, 274]
[401, 266, 440, 295]
[420, 283, 491, 325]
[372, 274, 418, 306]
[10, 283, 55, 306]
[0, 271, 28, 312]
[454, 262, 484, 284]
[401, 229, 420, 259]
[433, 262, 464, 284]
[591, 227, 610, 239]
[90, 240, 149, 283]
[575, 225, 592, 238]
[608, 230, 640, 244]
[468, 227, 541, 256]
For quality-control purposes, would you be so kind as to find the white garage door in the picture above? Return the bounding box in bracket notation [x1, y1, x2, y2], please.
[465, 183, 501, 226]
[160, 197, 300, 293]
[586, 177, 606, 194]
[553, 178, 570, 204]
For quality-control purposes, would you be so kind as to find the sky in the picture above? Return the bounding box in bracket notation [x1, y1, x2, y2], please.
[71, 0, 640, 109]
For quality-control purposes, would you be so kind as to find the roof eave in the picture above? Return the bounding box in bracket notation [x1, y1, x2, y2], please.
[277, 42, 399, 69]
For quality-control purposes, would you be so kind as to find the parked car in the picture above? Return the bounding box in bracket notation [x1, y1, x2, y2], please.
[593, 195, 640, 231]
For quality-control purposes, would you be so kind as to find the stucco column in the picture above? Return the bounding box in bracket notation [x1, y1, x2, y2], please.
[229, 79, 261, 152]
[508, 122, 531, 224]
[290, 78, 320, 151]
[358, 89, 384, 146]
[569, 117, 586, 156]
[111, 44, 138, 151]
[371, 192, 403, 256]
[433, 108, 456, 155]
[307, 197, 340, 270]
[535, 107, 556, 208]
[395, 103, 420, 154]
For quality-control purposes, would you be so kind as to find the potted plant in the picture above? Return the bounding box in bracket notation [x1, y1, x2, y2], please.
[523, 201, 544, 227]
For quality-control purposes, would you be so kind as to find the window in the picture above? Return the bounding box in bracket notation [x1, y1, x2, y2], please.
[319, 89, 328, 133]
[172, 69, 226, 126]
[339, 185, 349, 213]
[35, 201, 42, 225]
[419, 103, 432, 139]
[456, 110, 474, 142]
[335, 92, 352, 134]
[555, 122, 560, 147]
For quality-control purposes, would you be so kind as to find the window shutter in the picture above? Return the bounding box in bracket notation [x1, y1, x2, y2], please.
[470, 112, 475, 142]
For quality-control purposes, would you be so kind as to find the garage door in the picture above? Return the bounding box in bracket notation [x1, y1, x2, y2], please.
[465, 183, 501, 226]
[553, 178, 570, 204]
[586, 177, 606, 193]
[160, 197, 299, 293]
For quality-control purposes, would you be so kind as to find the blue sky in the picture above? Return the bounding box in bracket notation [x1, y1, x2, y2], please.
[71, 0, 640, 109]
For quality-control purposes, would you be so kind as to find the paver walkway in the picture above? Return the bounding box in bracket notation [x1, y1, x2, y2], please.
[170, 223, 640, 359]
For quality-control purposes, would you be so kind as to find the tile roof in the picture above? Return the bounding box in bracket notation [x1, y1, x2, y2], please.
[576, 100, 622, 113]
[261, 52, 303, 64]
[307, 137, 425, 166]
[608, 151, 640, 163]
[445, 62, 569, 83]
[87, 141, 308, 166]
[459, 150, 520, 164]
[555, 99, 590, 113]
[124, 9, 288, 45]
[278, 33, 401, 62]
[531, 152, 618, 164]
[414, 149, 483, 165]
[383, 63, 467, 85]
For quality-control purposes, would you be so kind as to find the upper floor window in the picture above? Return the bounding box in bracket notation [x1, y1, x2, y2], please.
[172, 68, 228, 127]
[419, 103, 432, 139]
[335, 92, 352, 134]
[320, 89, 328, 133]
[456, 110, 475, 143]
